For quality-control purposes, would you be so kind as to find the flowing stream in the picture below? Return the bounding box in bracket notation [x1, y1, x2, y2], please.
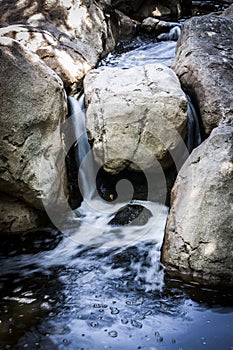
[0, 34, 233, 350]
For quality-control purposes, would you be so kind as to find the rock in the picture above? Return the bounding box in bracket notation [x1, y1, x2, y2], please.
[112, 0, 180, 19]
[0, 1, 135, 93]
[161, 123, 233, 286]
[173, 14, 233, 134]
[222, 4, 233, 20]
[0, 24, 97, 93]
[0, 0, 115, 56]
[109, 204, 152, 226]
[84, 63, 187, 174]
[0, 37, 67, 231]
[0, 194, 46, 233]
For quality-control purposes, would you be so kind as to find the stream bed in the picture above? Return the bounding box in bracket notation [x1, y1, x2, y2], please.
[1, 31, 233, 350]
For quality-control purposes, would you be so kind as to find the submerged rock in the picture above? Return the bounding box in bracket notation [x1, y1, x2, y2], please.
[109, 204, 152, 226]
[0, 37, 67, 232]
[173, 13, 233, 134]
[84, 63, 187, 174]
[161, 122, 233, 286]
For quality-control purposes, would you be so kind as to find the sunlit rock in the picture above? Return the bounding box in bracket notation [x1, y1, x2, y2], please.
[0, 37, 67, 231]
[84, 63, 187, 174]
[162, 122, 233, 286]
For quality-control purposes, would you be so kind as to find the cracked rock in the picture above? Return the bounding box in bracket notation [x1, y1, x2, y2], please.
[161, 122, 233, 286]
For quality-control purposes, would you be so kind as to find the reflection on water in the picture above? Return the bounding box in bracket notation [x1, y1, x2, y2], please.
[0, 224, 233, 350]
[99, 37, 177, 68]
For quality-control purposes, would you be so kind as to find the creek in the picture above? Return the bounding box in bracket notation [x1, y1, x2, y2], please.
[0, 30, 233, 350]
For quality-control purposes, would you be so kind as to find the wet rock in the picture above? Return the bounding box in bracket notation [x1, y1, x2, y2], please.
[109, 204, 152, 226]
[0, 37, 67, 232]
[162, 121, 233, 286]
[173, 14, 233, 134]
[141, 18, 182, 40]
[84, 63, 187, 174]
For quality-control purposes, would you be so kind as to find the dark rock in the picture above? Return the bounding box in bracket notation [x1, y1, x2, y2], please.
[109, 204, 152, 226]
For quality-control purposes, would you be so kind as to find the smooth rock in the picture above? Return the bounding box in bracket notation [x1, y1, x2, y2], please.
[109, 204, 152, 226]
[0, 37, 67, 229]
[84, 63, 187, 174]
[173, 14, 233, 134]
[162, 123, 233, 286]
[0, 1, 135, 93]
[0, 24, 97, 93]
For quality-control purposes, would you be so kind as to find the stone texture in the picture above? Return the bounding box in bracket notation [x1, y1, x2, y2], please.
[161, 123, 233, 286]
[0, 194, 46, 233]
[0, 37, 67, 231]
[111, 0, 180, 19]
[222, 4, 233, 20]
[0, 0, 135, 93]
[173, 14, 233, 134]
[0, 24, 97, 93]
[84, 63, 187, 174]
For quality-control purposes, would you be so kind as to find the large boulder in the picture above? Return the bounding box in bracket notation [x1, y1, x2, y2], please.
[0, 37, 67, 232]
[84, 63, 187, 174]
[0, 24, 97, 93]
[173, 13, 233, 134]
[0, 0, 135, 93]
[161, 122, 233, 286]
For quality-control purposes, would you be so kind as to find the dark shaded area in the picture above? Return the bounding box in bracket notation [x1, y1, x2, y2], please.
[0, 228, 62, 258]
[108, 204, 152, 226]
[65, 141, 83, 210]
[96, 165, 148, 202]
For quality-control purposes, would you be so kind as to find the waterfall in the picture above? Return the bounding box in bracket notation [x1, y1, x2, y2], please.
[68, 95, 96, 201]
[186, 95, 202, 153]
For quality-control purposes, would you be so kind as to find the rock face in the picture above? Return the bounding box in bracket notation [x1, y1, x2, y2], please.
[112, 0, 180, 19]
[173, 14, 233, 134]
[84, 63, 187, 174]
[0, 37, 67, 232]
[161, 122, 233, 286]
[222, 4, 233, 20]
[0, 0, 135, 93]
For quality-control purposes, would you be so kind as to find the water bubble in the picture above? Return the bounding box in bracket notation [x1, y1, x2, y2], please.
[93, 303, 107, 309]
[63, 338, 70, 345]
[110, 307, 120, 314]
[131, 319, 143, 329]
[108, 330, 118, 338]
[121, 318, 128, 324]
[90, 321, 99, 328]
[155, 331, 163, 342]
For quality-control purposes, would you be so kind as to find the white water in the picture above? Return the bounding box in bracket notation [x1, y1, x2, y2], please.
[68, 95, 96, 201]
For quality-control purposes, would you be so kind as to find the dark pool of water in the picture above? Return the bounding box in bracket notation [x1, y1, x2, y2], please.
[0, 229, 233, 350]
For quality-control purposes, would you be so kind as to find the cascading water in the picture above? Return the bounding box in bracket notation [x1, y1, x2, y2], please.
[68, 95, 96, 201]
[186, 95, 202, 153]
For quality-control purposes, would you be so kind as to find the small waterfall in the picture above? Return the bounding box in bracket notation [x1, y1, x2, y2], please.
[68, 95, 96, 201]
[186, 95, 202, 153]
